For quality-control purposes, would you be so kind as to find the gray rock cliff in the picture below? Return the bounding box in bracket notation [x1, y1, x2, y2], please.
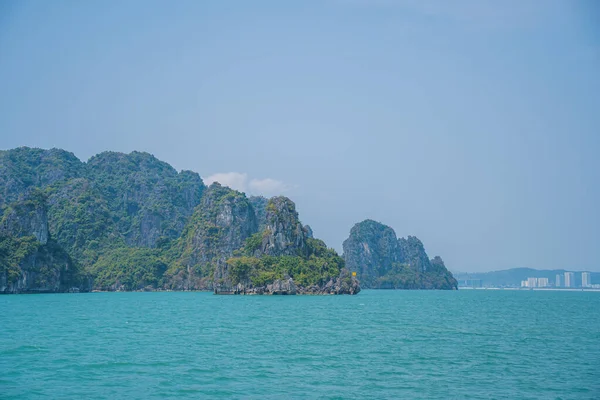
[0, 192, 85, 294]
[343, 219, 457, 290]
[248, 196, 268, 232]
[1, 191, 49, 244]
[172, 183, 258, 288]
[260, 196, 308, 257]
[303, 225, 314, 238]
[342, 219, 400, 287]
[86, 151, 205, 248]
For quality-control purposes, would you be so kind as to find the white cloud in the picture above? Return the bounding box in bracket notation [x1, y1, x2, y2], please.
[203, 172, 249, 192]
[203, 172, 293, 197]
[248, 178, 290, 196]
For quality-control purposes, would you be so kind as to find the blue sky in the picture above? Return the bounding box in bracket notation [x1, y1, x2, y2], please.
[1, 0, 599, 271]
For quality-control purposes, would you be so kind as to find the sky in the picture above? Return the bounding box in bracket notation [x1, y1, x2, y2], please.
[0, 0, 599, 272]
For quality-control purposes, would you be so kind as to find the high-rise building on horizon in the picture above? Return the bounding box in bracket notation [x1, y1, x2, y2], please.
[582, 272, 591, 288]
[538, 277, 549, 288]
[522, 277, 551, 288]
[564, 272, 574, 288]
[556, 274, 562, 287]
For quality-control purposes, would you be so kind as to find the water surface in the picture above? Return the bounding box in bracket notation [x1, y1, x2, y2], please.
[1, 290, 599, 399]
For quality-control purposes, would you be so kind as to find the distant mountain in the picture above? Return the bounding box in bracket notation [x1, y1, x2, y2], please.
[454, 268, 600, 287]
[342, 219, 457, 290]
[0, 147, 357, 294]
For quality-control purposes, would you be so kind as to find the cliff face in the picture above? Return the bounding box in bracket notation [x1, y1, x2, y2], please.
[190, 183, 257, 266]
[0, 237, 79, 294]
[46, 178, 124, 266]
[215, 197, 360, 295]
[172, 183, 258, 288]
[169, 190, 338, 292]
[427, 256, 457, 289]
[1, 191, 49, 245]
[248, 196, 268, 232]
[86, 151, 205, 248]
[260, 196, 308, 257]
[343, 220, 457, 290]
[398, 236, 431, 273]
[341, 220, 400, 287]
[303, 225, 313, 239]
[0, 193, 83, 294]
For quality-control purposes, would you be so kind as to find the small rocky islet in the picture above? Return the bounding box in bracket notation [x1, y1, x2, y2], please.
[0, 147, 456, 294]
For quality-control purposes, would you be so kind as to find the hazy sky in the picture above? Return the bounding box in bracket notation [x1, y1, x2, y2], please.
[1, 0, 599, 272]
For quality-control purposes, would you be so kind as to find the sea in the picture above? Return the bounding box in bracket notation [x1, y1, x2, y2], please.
[1, 290, 599, 399]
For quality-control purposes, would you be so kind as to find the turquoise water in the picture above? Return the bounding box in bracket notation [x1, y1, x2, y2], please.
[1, 290, 599, 399]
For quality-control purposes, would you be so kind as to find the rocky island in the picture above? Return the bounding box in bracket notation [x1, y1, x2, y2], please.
[1, 147, 454, 294]
[343, 220, 457, 290]
[0, 148, 360, 294]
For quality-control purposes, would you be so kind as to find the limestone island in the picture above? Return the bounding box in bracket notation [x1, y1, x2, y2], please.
[0, 147, 454, 294]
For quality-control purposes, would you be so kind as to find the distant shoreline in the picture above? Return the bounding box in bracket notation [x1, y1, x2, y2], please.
[459, 287, 600, 292]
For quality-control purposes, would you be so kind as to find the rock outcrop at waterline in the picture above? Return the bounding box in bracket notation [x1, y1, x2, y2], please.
[342, 220, 457, 290]
[0, 191, 86, 293]
[214, 268, 361, 295]
[215, 195, 357, 294]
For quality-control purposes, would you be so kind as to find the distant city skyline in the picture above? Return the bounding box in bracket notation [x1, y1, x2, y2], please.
[458, 268, 598, 289]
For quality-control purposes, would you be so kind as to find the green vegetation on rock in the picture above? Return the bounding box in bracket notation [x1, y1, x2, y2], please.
[227, 236, 346, 288]
[219, 196, 354, 293]
[0, 233, 83, 293]
[89, 247, 168, 291]
[343, 219, 457, 290]
[86, 151, 205, 247]
[0, 147, 83, 206]
[1, 147, 205, 293]
[0, 147, 451, 293]
[0, 234, 39, 286]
